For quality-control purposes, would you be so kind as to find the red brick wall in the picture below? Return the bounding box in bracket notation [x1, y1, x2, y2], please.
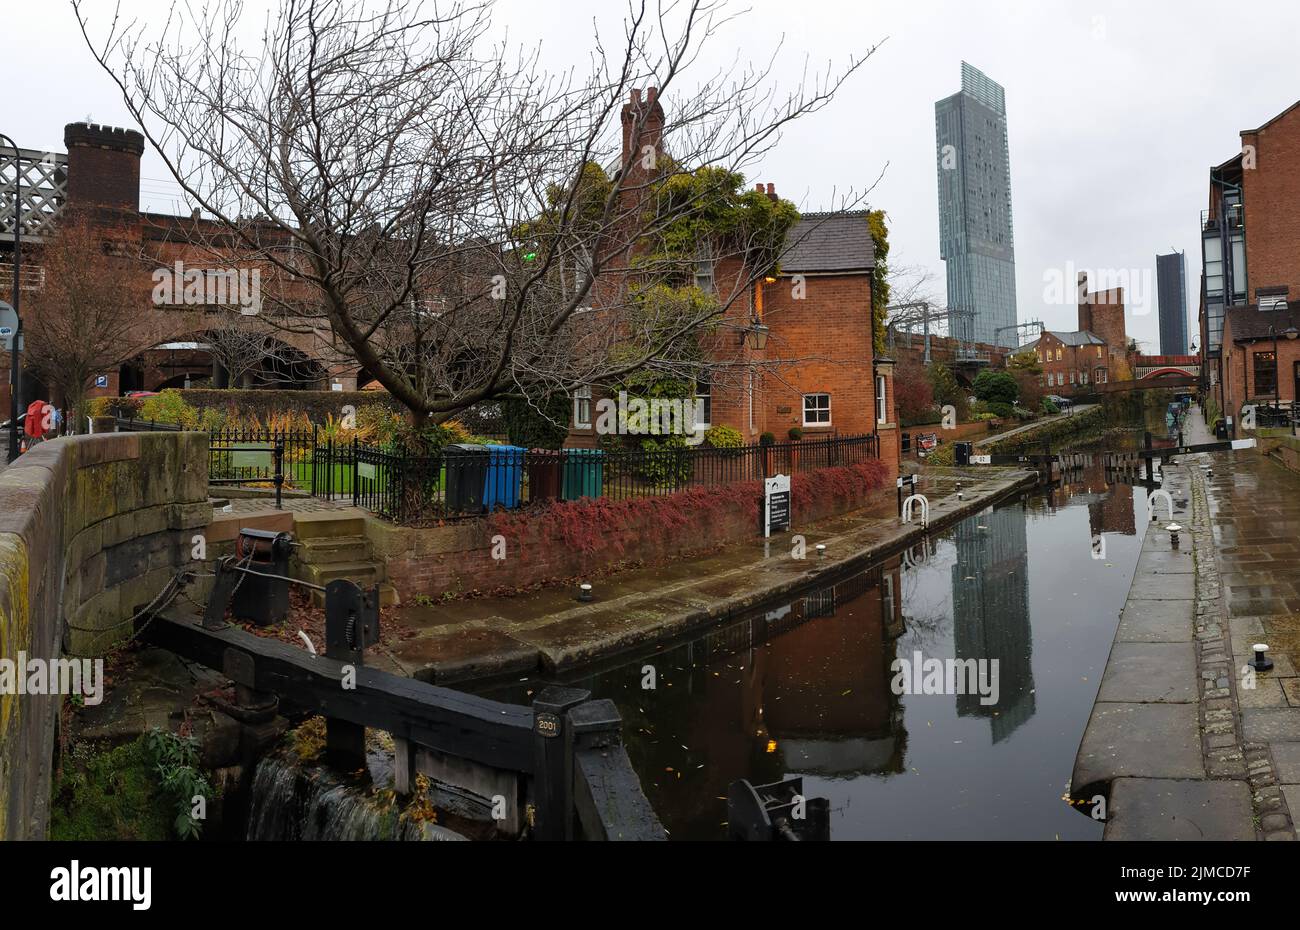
[1222, 336, 1300, 416]
[377, 461, 890, 598]
[1242, 109, 1300, 301]
[758, 272, 877, 439]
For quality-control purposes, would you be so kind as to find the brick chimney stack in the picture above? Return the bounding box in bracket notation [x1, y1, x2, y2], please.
[63, 122, 144, 215]
[620, 87, 665, 179]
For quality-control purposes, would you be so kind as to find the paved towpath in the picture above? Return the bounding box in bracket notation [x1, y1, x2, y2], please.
[1074, 405, 1298, 840]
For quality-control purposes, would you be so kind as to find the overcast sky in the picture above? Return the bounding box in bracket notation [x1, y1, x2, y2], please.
[9, 0, 1300, 350]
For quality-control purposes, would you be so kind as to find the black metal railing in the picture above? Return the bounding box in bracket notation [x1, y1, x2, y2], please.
[116, 417, 879, 523]
[339, 433, 880, 522]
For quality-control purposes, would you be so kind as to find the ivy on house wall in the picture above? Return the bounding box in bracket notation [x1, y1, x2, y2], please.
[868, 209, 891, 357]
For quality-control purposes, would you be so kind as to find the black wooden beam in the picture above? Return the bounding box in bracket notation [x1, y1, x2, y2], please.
[570, 699, 666, 842]
[145, 609, 535, 773]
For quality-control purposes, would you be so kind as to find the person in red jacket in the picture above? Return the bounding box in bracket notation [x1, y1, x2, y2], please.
[24, 399, 49, 441]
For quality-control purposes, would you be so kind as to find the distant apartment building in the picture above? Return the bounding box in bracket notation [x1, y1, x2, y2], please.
[935, 62, 1018, 349]
[1199, 98, 1300, 420]
[1156, 251, 1188, 355]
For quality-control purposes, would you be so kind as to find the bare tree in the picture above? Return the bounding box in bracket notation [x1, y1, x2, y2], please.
[24, 215, 154, 430]
[75, 0, 878, 427]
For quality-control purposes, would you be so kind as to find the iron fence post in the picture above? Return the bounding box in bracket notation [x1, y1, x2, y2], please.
[273, 439, 284, 510]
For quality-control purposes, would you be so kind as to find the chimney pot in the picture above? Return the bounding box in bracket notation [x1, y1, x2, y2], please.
[632, 88, 642, 105]
[766, 182, 777, 199]
[756, 183, 765, 193]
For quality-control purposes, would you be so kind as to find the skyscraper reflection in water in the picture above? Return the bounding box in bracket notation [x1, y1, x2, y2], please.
[951, 504, 1035, 742]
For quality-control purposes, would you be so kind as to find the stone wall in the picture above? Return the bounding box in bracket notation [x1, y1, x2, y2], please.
[371, 461, 889, 599]
[0, 432, 210, 839]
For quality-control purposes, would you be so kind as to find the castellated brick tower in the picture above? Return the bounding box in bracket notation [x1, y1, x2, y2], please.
[1077, 270, 1128, 361]
[63, 123, 145, 221]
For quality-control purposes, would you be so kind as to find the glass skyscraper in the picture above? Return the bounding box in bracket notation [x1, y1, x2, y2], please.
[936, 62, 1018, 348]
[1156, 251, 1189, 355]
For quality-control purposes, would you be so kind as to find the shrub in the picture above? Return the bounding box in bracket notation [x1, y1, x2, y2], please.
[635, 434, 694, 485]
[140, 389, 201, 428]
[503, 394, 569, 449]
[1042, 398, 1060, 415]
[787, 427, 803, 441]
[972, 370, 1018, 406]
[86, 396, 113, 418]
[985, 402, 1014, 419]
[704, 424, 744, 449]
[759, 432, 776, 446]
[356, 404, 404, 448]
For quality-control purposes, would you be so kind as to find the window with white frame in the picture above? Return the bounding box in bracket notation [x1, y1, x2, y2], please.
[875, 375, 887, 424]
[694, 244, 715, 293]
[573, 385, 592, 429]
[803, 393, 831, 426]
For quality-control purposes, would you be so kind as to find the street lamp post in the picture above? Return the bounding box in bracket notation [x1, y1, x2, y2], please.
[1272, 324, 1280, 419]
[0, 133, 21, 464]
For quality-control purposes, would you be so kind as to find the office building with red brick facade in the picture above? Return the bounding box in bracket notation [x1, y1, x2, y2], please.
[1199, 97, 1300, 423]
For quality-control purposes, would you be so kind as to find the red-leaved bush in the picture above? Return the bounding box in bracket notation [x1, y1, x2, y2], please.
[488, 458, 890, 559]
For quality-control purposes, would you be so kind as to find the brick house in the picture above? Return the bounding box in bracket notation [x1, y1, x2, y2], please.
[1217, 305, 1300, 420]
[566, 90, 898, 470]
[1022, 330, 1108, 392]
[1199, 97, 1300, 422]
[1021, 272, 1128, 393]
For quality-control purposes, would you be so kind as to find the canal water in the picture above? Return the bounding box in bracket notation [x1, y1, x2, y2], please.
[485, 422, 1165, 840]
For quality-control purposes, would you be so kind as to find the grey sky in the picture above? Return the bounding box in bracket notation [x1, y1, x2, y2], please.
[9, 0, 1299, 351]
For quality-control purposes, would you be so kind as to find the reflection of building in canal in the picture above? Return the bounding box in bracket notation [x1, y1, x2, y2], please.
[1056, 456, 1137, 536]
[762, 559, 907, 778]
[558, 560, 910, 839]
[951, 505, 1035, 742]
[632, 557, 908, 813]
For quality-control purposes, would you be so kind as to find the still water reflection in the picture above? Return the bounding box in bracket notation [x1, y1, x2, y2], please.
[487, 449, 1153, 839]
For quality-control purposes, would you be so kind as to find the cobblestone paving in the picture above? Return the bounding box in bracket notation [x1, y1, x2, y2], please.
[1193, 409, 1299, 839]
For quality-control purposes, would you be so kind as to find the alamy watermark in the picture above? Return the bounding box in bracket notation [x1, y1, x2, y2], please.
[1042, 260, 1153, 316]
[151, 261, 262, 314]
[890, 650, 999, 706]
[0, 653, 103, 705]
[579, 390, 706, 445]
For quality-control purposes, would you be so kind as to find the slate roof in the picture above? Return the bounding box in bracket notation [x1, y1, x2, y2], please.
[1023, 330, 1105, 352]
[778, 211, 875, 274]
[1225, 303, 1300, 342]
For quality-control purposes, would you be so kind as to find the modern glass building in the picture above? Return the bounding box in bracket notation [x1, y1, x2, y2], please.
[935, 62, 1019, 348]
[1156, 251, 1189, 355]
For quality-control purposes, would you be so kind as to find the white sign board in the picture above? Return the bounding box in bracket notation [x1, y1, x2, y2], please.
[0, 302, 18, 352]
[762, 474, 791, 538]
[94, 375, 108, 388]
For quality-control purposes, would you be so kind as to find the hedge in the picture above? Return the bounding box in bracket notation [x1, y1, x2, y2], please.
[176, 388, 402, 424]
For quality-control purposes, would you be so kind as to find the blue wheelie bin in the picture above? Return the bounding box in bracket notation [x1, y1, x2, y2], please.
[483, 444, 526, 511]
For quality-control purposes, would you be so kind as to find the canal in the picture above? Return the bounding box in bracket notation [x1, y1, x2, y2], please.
[485, 416, 1170, 840]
